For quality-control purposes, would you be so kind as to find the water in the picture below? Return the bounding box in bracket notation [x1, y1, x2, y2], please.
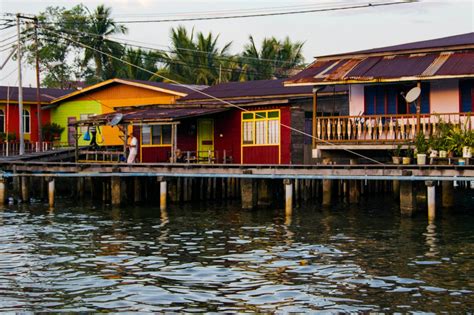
[0, 196, 473, 312]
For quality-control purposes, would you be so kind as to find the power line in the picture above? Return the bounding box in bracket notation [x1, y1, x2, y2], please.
[41, 25, 385, 165]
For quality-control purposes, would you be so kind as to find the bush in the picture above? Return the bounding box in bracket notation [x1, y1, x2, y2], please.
[42, 123, 65, 141]
[0, 132, 16, 142]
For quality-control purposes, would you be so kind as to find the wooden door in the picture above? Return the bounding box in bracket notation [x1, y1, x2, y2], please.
[68, 117, 76, 146]
[197, 119, 214, 162]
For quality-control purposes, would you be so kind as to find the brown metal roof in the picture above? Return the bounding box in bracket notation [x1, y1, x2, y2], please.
[286, 51, 474, 86]
[77, 107, 228, 125]
[0, 86, 74, 103]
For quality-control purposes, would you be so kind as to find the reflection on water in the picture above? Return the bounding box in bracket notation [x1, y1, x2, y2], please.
[0, 196, 473, 312]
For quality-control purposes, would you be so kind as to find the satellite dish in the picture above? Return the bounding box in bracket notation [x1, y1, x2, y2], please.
[108, 113, 123, 126]
[404, 87, 421, 103]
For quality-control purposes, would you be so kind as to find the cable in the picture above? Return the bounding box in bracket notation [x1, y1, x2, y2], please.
[0, 67, 17, 82]
[41, 26, 385, 165]
[11, 1, 410, 25]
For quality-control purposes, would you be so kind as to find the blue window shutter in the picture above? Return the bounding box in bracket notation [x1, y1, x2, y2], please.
[420, 82, 430, 114]
[364, 86, 376, 115]
[460, 80, 473, 112]
[387, 86, 397, 114]
[375, 86, 385, 114]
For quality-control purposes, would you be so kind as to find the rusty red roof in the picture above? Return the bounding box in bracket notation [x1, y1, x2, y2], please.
[0, 86, 74, 103]
[77, 107, 228, 125]
[181, 79, 347, 101]
[286, 33, 474, 86]
[347, 32, 474, 56]
[286, 51, 474, 86]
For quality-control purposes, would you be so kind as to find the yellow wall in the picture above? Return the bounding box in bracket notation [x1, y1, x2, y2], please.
[54, 83, 181, 146]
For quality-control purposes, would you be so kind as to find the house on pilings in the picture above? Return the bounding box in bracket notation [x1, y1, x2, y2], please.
[76, 79, 348, 164]
[285, 32, 474, 161]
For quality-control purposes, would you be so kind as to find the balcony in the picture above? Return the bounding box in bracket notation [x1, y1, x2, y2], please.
[313, 112, 473, 148]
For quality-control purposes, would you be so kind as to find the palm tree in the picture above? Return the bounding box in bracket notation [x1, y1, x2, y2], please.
[119, 48, 166, 81]
[83, 5, 128, 81]
[242, 35, 305, 80]
[161, 26, 235, 85]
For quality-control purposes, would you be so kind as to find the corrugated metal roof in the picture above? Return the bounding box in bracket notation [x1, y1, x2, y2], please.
[78, 107, 228, 125]
[181, 78, 347, 101]
[286, 51, 474, 86]
[0, 86, 74, 103]
[348, 32, 474, 55]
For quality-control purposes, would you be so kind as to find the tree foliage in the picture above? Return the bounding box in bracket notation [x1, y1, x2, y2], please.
[24, 5, 305, 88]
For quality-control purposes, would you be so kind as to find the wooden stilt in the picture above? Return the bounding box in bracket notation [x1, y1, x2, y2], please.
[111, 177, 121, 206]
[160, 180, 167, 211]
[48, 178, 55, 208]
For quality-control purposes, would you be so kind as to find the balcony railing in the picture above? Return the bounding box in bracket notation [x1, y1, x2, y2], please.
[0, 141, 55, 157]
[314, 112, 473, 144]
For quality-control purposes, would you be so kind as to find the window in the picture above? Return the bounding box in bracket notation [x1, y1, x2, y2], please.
[242, 110, 280, 146]
[0, 109, 4, 133]
[141, 124, 172, 145]
[23, 109, 30, 134]
[460, 80, 473, 113]
[364, 83, 430, 115]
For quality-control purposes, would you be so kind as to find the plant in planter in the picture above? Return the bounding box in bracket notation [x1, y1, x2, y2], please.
[0, 132, 16, 142]
[403, 147, 413, 165]
[462, 129, 473, 158]
[414, 132, 429, 165]
[42, 123, 65, 142]
[391, 143, 403, 164]
[446, 125, 465, 157]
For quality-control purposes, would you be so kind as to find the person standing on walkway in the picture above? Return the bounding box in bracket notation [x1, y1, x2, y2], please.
[127, 134, 138, 163]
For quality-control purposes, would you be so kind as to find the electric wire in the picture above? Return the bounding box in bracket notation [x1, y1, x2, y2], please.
[41, 26, 385, 165]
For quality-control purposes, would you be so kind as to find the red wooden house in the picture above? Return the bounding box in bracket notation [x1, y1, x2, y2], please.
[0, 86, 73, 152]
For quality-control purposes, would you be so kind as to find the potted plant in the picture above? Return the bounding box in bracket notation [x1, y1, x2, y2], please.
[391, 143, 403, 164]
[462, 129, 473, 158]
[403, 147, 413, 165]
[42, 123, 65, 142]
[414, 132, 429, 165]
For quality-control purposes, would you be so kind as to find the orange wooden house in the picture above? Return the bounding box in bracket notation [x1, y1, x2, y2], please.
[48, 78, 206, 146]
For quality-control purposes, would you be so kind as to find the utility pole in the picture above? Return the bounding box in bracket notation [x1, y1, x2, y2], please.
[16, 13, 24, 156]
[33, 17, 42, 149]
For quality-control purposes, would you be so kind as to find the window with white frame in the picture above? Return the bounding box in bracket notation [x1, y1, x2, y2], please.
[242, 110, 280, 146]
[141, 125, 172, 145]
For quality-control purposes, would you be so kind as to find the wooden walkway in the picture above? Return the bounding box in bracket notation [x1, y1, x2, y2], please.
[1, 161, 473, 181]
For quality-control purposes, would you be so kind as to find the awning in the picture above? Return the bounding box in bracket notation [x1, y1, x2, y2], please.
[75, 107, 229, 126]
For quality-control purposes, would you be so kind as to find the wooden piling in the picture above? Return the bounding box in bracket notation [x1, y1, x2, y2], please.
[0, 177, 5, 206]
[426, 181, 436, 220]
[322, 179, 332, 206]
[21, 177, 29, 203]
[48, 178, 55, 208]
[111, 177, 121, 206]
[241, 178, 256, 209]
[257, 179, 272, 207]
[160, 179, 167, 211]
[400, 171, 416, 216]
[77, 177, 85, 201]
[441, 181, 454, 207]
[284, 179, 293, 215]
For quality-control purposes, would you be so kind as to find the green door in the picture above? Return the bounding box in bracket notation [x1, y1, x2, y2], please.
[197, 119, 214, 162]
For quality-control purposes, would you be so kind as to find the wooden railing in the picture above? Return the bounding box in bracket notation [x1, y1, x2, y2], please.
[0, 141, 55, 156]
[314, 112, 473, 144]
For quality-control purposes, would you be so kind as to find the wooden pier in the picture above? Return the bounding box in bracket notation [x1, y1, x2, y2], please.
[0, 161, 473, 218]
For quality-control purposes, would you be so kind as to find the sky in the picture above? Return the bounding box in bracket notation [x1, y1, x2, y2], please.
[1, 0, 473, 87]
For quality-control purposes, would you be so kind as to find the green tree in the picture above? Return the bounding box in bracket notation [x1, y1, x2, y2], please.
[118, 48, 166, 81]
[25, 4, 89, 88]
[242, 35, 305, 80]
[83, 5, 128, 82]
[160, 26, 236, 85]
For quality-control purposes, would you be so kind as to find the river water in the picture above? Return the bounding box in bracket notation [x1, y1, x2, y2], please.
[0, 194, 473, 312]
